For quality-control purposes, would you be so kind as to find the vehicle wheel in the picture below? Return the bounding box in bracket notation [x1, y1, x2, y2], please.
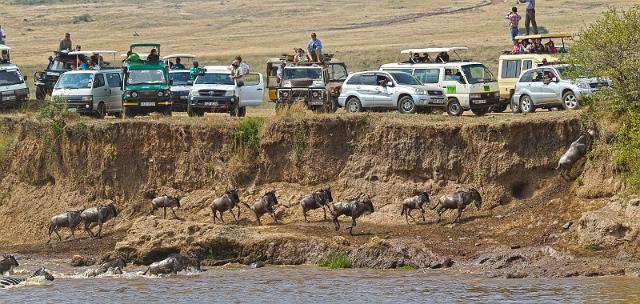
[519, 95, 535, 113]
[492, 104, 508, 113]
[446, 98, 463, 116]
[397, 96, 417, 114]
[238, 106, 247, 117]
[123, 107, 136, 118]
[113, 112, 122, 119]
[471, 108, 488, 116]
[345, 97, 362, 113]
[511, 99, 521, 113]
[230, 103, 240, 117]
[562, 91, 579, 110]
[35, 86, 46, 101]
[96, 102, 106, 119]
[162, 108, 172, 116]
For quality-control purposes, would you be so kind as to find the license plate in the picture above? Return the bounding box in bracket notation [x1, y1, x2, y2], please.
[431, 99, 445, 104]
[67, 108, 77, 113]
[204, 102, 215, 106]
[5, 96, 15, 101]
[474, 99, 486, 104]
[309, 101, 324, 106]
[141, 102, 155, 107]
[180, 96, 188, 100]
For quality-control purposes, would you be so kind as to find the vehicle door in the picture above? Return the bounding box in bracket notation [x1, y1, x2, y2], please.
[499, 59, 521, 100]
[540, 68, 561, 104]
[238, 72, 264, 107]
[355, 74, 379, 107]
[528, 69, 545, 104]
[513, 70, 533, 108]
[105, 72, 123, 112]
[441, 67, 467, 104]
[92, 73, 108, 108]
[374, 73, 395, 106]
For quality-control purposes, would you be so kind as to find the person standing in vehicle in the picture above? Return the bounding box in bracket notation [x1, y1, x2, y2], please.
[189, 61, 203, 81]
[518, 0, 538, 35]
[59, 33, 73, 52]
[0, 25, 6, 45]
[306, 33, 323, 63]
[506, 7, 522, 42]
[147, 49, 159, 63]
[229, 56, 250, 87]
[173, 57, 186, 70]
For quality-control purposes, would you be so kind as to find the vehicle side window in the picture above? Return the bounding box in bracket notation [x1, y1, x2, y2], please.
[501, 60, 521, 79]
[414, 69, 440, 83]
[544, 69, 558, 78]
[444, 68, 464, 83]
[376, 74, 391, 86]
[244, 73, 261, 86]
[93, 74, 106, 88]
[523, 60, 533, 71]
[106, 73, 121, 88]
[346, 74, 361, 85]
[531, 70, 544, 82]
[520, 70, 533, 82]
[360, 75, 378, 86]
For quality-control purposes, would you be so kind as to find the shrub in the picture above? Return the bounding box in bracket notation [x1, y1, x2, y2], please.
[614, 113, 640, 188]
[232, 117, 263, 152]
[72, 14, 93, 23]
[318, 252, 352, 269]
[398, 265, 417, 270]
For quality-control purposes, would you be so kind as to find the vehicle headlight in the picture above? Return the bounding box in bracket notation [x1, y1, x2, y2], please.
[470, 93, 482, 99]
[131, 91, 138, 98]
[415, 89, 427, 95]
[312, 91, 320, 98]
[81, 95, 93, 102]
[280, 91, 290, 98]
[225, 90, 236, 96]
[577, 82, 590, 90]
[157, 91, 164, 97]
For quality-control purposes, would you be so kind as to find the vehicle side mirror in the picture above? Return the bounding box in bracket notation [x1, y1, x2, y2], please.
[187, 80, 193, 85]
[385, 82, 394, 87]
[552, 77, 559, 83]
[23, 76, 28, 82]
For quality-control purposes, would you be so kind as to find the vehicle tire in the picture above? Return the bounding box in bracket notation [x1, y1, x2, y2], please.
[35, 86, 46, 101]
[397, 96, 417, 114]
[562, 91, 579, 110]
[519, 95, 535, 113]
[446, 98, 463, 116]
[471, 108, 488, 116]
[124, 107, 136, 118]
[113, 112, 122, 119]
[345, 97, 363, 113]
[230, 103, 240, 117]
[96, 102, 106, 119]
[162, 108, 172, 116]
[238, 106, 247, 117]
[492, 104, 508, 113]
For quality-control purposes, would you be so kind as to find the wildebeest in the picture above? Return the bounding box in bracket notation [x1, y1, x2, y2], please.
[555, 129, 595, 180]
[400, 192, 430, 224]
[332, 198, 375, 235]
[85, 256, 127, 277]
[433, 188, 482, 224]
[47, 209, 84, 243]
[143, 253, 201, 276]
[248, 190, 278, 225]
[80, 204, 118, 238]
[0, 255, 18, 276]
[150, 195, 181, 219]
[211, 189, 241, 224]
[0, 268, 54, 288]
[300, 188, 334, 222]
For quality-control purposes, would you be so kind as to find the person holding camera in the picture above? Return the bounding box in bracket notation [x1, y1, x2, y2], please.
[229, 56, 250, 87]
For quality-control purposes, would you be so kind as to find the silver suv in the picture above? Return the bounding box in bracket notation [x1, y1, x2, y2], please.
[512, 65, 609, 113]
[338, 71, 446, 113]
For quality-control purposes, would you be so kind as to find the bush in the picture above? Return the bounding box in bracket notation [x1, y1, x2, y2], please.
[72, 14, 93, 23]
[318, 252, 352, 269]
[614, 113, 640, 188]
[232, 117, 263, 152]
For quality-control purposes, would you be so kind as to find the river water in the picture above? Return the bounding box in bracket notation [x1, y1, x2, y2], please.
[2, 257, 640, 303]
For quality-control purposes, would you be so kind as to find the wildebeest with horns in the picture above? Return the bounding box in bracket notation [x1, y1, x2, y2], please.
[47, 209, 84, 243]
[150, 195, 181, 219]
[0, 255, 19, 276]
[0, 268, 54, 288]
[555, 129, 595, 180]
[332, 197, 375, 235]
[400, 192, 430, 224]
[85, 256, 127, 277]
[143, 253, 201, 276]
[300, 188, 334, 222]
[433, 188, 482, 224]
[248, 190, 279, 225]
[211, 189, 241, 224]
[80, 204, 118, 238]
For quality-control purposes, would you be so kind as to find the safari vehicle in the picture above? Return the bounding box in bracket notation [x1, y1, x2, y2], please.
[34, 51, 76, 100]
[266, 54, 348, 112]
[380, 47, 499, 116]
[164, 54, 196, 112]
[0, 45, 29, 108]
[122, 43, 171, 117]
[187, 66, 264, 117]
[51, 51, 122, 118]
[497, 33, 572, 112]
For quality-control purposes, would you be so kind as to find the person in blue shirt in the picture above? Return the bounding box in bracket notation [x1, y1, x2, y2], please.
[306, 33, 323, 63]
[173, 57, 186, 70]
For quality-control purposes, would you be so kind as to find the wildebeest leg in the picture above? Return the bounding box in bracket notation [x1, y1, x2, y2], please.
[420, 207, 426, 222]
[323, 206, 327, 220]
[212, 209, 217, 224]
[163, 207, 167, 219]
[436, 207, 445, 223]
[271, 210, 278, 224]
[171, 208, 181, 220]
[54, 228, 62, 241]
[219, 210, 226, 223]
[95, 222, 103, 238]
[85, 221, 96, 238]
[407, 209, 416, 223]
[346, 217, 357, 236]
[455, 208, 463, 224]
[255, 212, 261, 226]
[333, 216, 340, 231]
[236, 205, 242, 221]
[148, 206, 157, 216]
[303, 207, 309, 223]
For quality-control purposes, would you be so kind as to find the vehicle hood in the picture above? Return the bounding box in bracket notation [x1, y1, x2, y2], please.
[0, 82, 28, 92]
[170, 85, 192, 92]
[468, 82, 499, 93]
[191, 84, 235, 91]
[125, 83, 167, 91]
[403, 84, 441, 91]
[52, 88, 92, 96]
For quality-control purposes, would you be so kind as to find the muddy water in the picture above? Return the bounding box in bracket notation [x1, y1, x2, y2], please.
[3, 258, 640, 303]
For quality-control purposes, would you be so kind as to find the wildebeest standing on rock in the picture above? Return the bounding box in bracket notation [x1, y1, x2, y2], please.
[248, 190, 279, 225]
[0, 255, 19, 275]
[150, 195, 181, 219]
[433, 188, 482, 224]
[47, 209, 84, 243]
[81, 204, 118, 238]
[211, 189, 241, 224]
[143, 253, 201, 275]
[555, 129, 595, 180]
[332, 197, 375, 235]
[400, 192, 430, 224]
[300, 188, 334, 222]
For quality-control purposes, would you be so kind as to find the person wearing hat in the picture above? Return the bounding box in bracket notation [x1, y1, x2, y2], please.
[59, 33, 73, 52]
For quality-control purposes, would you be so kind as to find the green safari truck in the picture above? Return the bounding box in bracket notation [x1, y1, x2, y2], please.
[122, 43, 171, 117]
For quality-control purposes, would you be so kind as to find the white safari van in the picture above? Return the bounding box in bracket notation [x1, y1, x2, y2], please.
[0, 45, 29, 108]
[51, 51, 123, 118]
[381, 47, 499, 116]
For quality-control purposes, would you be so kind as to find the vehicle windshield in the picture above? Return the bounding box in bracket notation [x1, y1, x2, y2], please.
[555, 66, 588, 80]
[127, 69, 166, 85]
[0, 70, 23, 86]
[284, 68, 323, 81]
[461, 64, 496, 84]
[54, 73, 92, 89]
[195, 73, 234, 85]
[169, 72, 191, 85]
[390, 72, 422, 85]
[328, 64, 348, 81]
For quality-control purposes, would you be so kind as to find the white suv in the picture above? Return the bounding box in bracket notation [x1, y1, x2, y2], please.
[337, 71, 446, 113]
